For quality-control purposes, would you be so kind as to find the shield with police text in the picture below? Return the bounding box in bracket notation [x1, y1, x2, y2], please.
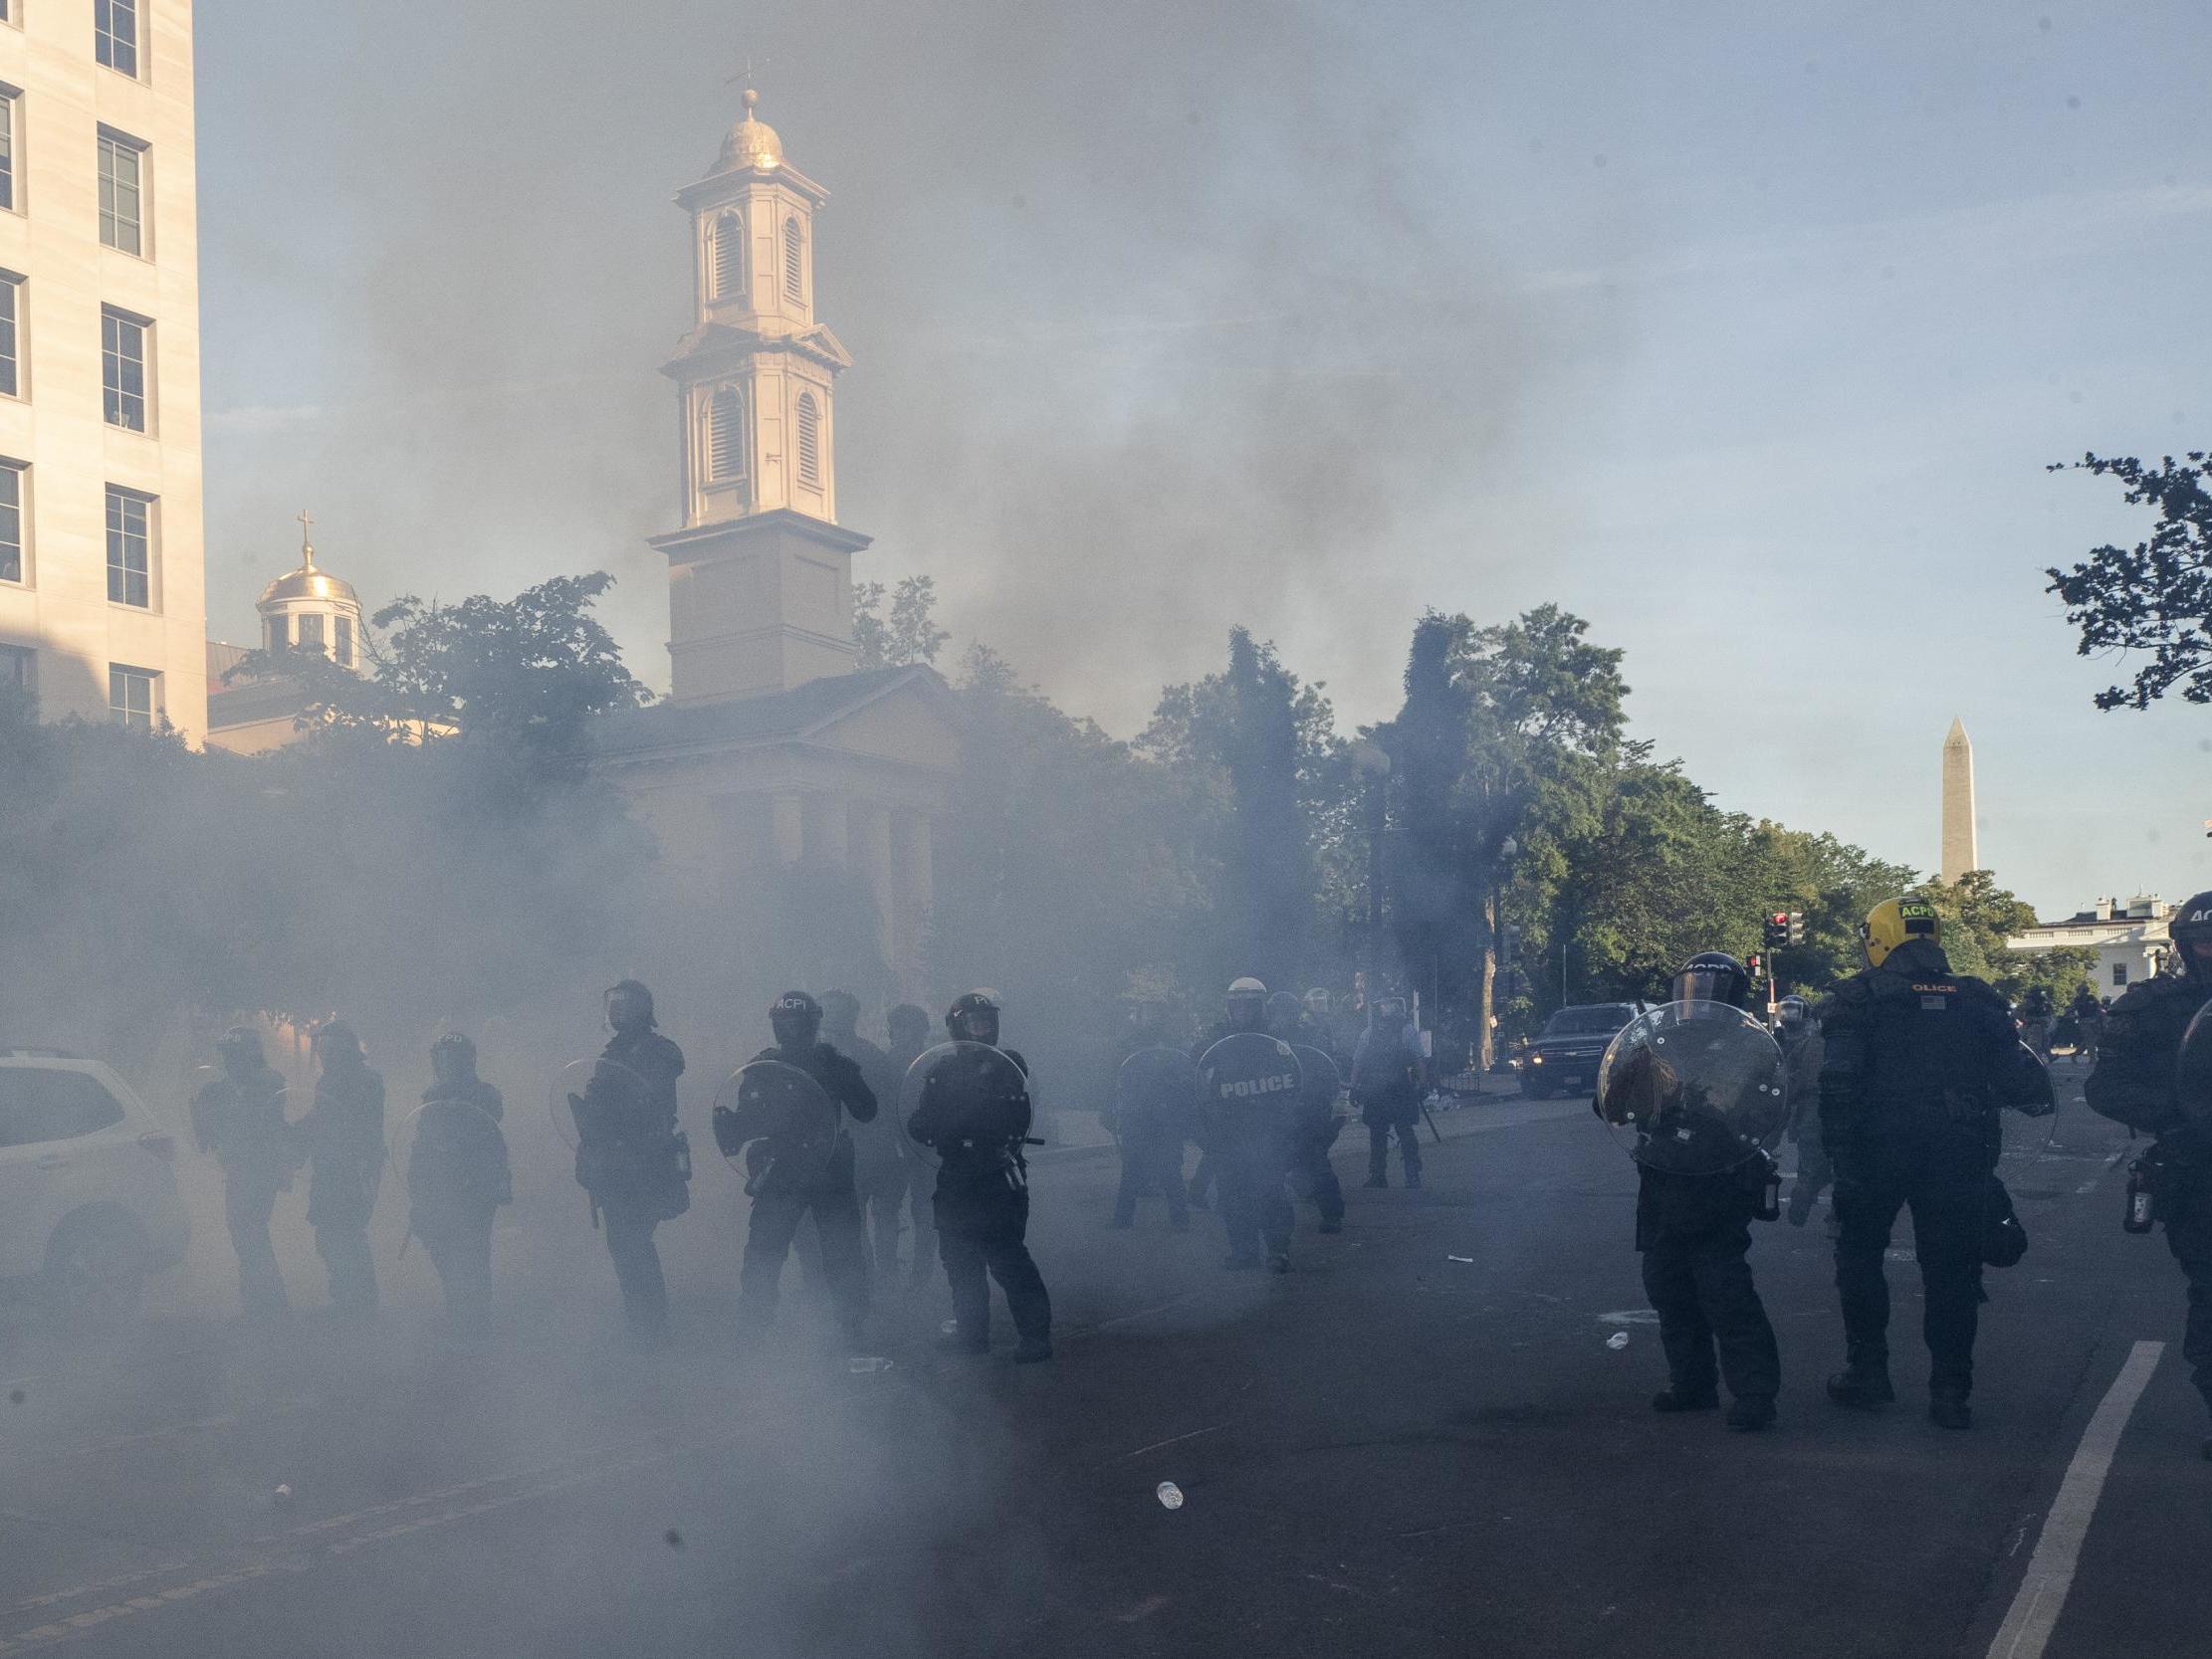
[2177, 1003, 2212, 1132]
[898, 1041, 1032, 1172]
[711, 1060, 840, 1190]
[1197, 1032, 1305, 1149]
[1595, 1001, 1787, 1175]
[548, 1056, 648, 1152]
[1115, 1046, 1202, 1139]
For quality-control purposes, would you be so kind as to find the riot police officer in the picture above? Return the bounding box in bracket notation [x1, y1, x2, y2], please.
[1267, 991, 1346, 1235]
[721, 991, 876, 1350]
[885, 1003, 937, 1287]
[297, 1021, 386, 1321]
[1613, 953, 1782, 1431]
[1352, 995, 1426, 1188]
[821, 989, 909, 1287]
[1778, 995, 1833, 1228]
[571, 980, 689, 1349]
[189, 1027, 295, 1321]
[1199, 978, 1300, 1272]
[2086, 891, 2212, 1455]
[1820, 899, 2052, 1428]
[906, 991, 1052, 1361]
[405, 1033, 511, 1338]
[1106, 1000, 1193, 1231]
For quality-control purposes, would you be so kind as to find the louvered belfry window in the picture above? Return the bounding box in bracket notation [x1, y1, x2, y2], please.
[783, 218, 802, 303]
[708, 388, 744, 483]
[712, 212, 742, 300]
[795, 392, 820, 489]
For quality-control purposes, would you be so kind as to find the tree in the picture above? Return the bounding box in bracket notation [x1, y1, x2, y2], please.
[1909, 871, 2096, 1003]
[853, 575, 950, 671]
[2047, 452, 2212, 709]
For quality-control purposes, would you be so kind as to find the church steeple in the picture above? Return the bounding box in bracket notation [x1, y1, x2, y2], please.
[651, 88, 868, 705]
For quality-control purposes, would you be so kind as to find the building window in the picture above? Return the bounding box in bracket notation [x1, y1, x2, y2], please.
[712, 212, 743, 300]
[102, 308, 147, 430]
[298, 611, 326, 654]
[2112, 961, 2128, 989]
[0, 643, 30, 708]
[98, 130, 144, 255]
[0, 91, 18, 214]
[265, 613, 290, 652]
[783, 217, 802, 302]
[333, 614, 355, 668]
[0, 462, 22, 583]
[0, 274, 22, 398]
[795, 391, 820, 489]
[95, 0, 139, 78]
[708, 388, 744, 483]
[108, 664, 157, 730]
[105, 486, 151, 607]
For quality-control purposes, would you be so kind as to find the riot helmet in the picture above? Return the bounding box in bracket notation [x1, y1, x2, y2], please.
[1264, 991, 1303, 1039]
[1862, 898, 1939, 969]
[2170, 892, 2212, 983]
[1303, 988, 1333, 1024]
[1225, 977, 1269, 1034]
[429, 1031, 477, 1083]
[605, 979, 656, 1032]
[887, 1003, 932, 1048]
[1127, 998, 1167, 1041]
[216, 1025, 265, 1072]
[947, 989, 1003, 1046]
[771, 989, 823, 1049]
[1672, 952, 1752, 1010]
[313, 1020, 363, 1066]
[1372, 995, 1409, 1025]
[1776, 995, 1810, 1034]
[818, 987, 861, 1041]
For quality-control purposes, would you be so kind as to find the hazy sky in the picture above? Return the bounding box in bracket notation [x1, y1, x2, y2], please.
[192, 2, 2212, 919]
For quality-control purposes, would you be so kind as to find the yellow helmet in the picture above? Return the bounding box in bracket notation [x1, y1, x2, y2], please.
[1862, 897, 1940, 968]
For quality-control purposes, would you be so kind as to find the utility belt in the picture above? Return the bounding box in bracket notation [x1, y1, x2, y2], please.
[2123, 1141, 2205, 1234]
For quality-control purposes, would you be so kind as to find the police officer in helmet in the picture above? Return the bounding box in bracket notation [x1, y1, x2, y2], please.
[2087, 891, 2212, 1456]
[1819, 899, 2051, 1428]
[571, 980, 690, 1348]
[906, 991, 1053, 1361]
[1106, 999, 1192, 1231]
[1199, 978, 1300, 1272]
[189, 1027, 296, 1321]
[1267, 990, 1346, 1235]
[1618, 951, 1783, 1431]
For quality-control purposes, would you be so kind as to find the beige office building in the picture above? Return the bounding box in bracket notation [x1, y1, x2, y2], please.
[0, 0, 207, 741]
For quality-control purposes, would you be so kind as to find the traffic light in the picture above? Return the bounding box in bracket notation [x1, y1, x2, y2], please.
[1746, 951, 1764, 981]
[1763, 912, 1790, 950]
[1786, 912, 1806, 945]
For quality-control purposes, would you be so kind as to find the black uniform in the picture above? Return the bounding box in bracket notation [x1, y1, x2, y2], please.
[1819, 936, 2046, 1404]
[572, 1027, 688, 1345]
[190, 1062, 296, 1320]
[1351, 1018, 1425, 1187]
[1108, 1045, 1193, 1230]
[405, 1078, 510, 1336]
[1198, 1037, 1299, 1267]
[1637, 1161, 1781, 1406]
[297, 1053, 386, 1319]
[1282, 1034, 1347, 1229]
[2086, 973, 2212, 1414]
[726, 1042, 876, 1346]
[907, 1049, 1051, 1352]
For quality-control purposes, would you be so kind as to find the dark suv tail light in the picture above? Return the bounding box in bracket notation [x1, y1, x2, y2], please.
[136, 1131, 176, 1161]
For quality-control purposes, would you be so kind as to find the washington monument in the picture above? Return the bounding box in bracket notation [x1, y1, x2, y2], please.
[1940, 718, 1977, 884]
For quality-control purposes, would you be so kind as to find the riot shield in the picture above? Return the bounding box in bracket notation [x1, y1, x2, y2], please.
[710, 1060, 841, 1192]
[1289, 1044, 1344, 1138]
[548, 1056, 649, 1152]
[392, 1097, 508, 1215]
[1594, 1001, 1787, 1175]
[2178, 1003, 2212, 1131]
[1115, 1046, 1202, 1139]
[187, 1065, 297, 1174]
[899, 1041, 1032, 1171]
[1196, 1032, 1305, 1147]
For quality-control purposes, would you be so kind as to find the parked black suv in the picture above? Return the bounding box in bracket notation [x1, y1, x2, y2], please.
[1518, 1003, 1639, 1100]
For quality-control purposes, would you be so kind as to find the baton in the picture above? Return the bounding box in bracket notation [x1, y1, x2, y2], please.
[1422, 1101, 1442, 1144]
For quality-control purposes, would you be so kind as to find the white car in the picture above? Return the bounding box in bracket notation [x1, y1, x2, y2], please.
[0, 1049, 190, 1322]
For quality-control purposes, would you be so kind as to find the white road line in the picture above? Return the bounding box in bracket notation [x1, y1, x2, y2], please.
[1985, 1339, 2164, 1659]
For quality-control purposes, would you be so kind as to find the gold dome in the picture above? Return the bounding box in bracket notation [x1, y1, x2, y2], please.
[716, 88, 784, 174]
[257, 543, 358, 609]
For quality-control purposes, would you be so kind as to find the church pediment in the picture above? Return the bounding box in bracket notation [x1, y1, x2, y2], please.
[594, 664, 959, 776]
[662, 320, 854, 378]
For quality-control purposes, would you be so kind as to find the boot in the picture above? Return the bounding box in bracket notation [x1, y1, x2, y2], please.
[1652, 1386, 1719, 1414]
[1404, 1168, 1424, 1191]
[1827, 1362, 1895, 1410]
[1317, 1217, 1344, 1235]
[1364, 1173, 1388, 1189]
[1012, 1338, 1052, 1364]
[1727, 1396, 1777, 1432]
[1928, 1391, 1972, 1431]
[1267, 1252, 1292, 1274]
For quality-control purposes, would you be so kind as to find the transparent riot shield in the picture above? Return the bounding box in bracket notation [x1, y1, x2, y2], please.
[187, 1064, 298, 1177]
[1594, 1001, 1787, 1175]
[1114, 1045, 1202, 1140]
[898, 1041, 1032, 1172]
[2177, 1003, 2212, 1131]
[392, 1096, 509, 1231]
[1288, 1044, 1345, 1139]
[710, 1059, 840, 1193]
[1196, 1032, 1305, 1146]
[548, 1056, 650, 1152]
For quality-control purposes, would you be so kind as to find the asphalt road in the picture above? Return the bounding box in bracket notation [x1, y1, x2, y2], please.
[0, 1066, 2202, 1659]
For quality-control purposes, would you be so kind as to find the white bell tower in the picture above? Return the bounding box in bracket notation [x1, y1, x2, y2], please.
[652, 89, 869, 704]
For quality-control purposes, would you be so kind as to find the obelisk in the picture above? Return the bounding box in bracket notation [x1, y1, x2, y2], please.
[1940, 718, 1977, 884]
